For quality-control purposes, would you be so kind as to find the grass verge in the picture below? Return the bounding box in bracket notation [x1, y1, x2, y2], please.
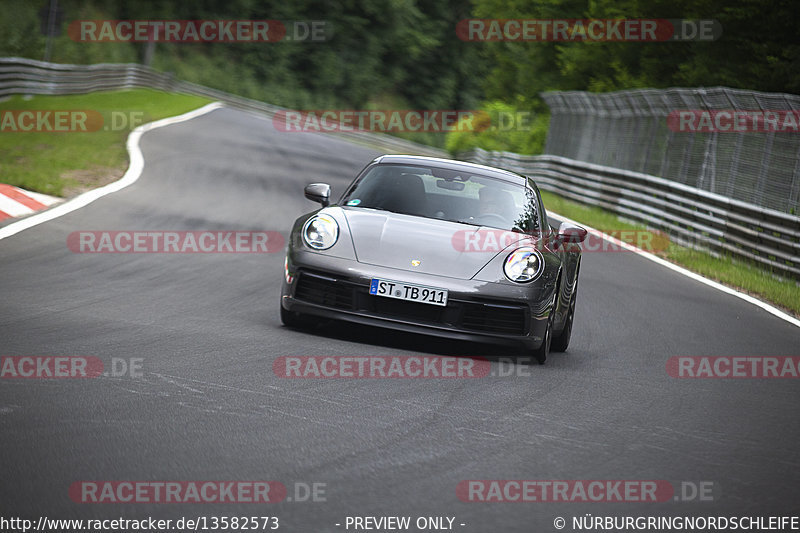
[0, 89, 212, 197]
[540, 190, 800, 316]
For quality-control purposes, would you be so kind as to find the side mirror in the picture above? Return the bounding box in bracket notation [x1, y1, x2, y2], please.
[557, 221, 588, 243]
[304, 183, 331, 207]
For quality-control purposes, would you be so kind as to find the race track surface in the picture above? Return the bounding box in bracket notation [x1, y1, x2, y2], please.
[1, 107, 798, 531]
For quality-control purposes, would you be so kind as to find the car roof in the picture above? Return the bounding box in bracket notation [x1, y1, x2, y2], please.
[373, 154, 528, 185]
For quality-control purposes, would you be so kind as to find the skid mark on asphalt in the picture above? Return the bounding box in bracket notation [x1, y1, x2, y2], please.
[154, 373, 348, 407]
[647, 425, 730, 445]
[101, 372, 652, 451]
[453, 428, 503, 439]
[114, 372, 343, 426]
[534, 433, 614, 449]
[153, 373, 204, 393]
[522, 412, 584, 431]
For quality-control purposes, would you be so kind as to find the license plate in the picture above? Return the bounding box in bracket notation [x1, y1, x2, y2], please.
[369, 278, 448, 306]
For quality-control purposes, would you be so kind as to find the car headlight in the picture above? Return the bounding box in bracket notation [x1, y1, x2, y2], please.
[302, 214, 339, 250]
[503, 247, 544, 283]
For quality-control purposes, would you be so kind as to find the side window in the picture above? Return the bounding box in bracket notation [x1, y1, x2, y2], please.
[512, 187, 539, 233]
[529, 180, 548, 232]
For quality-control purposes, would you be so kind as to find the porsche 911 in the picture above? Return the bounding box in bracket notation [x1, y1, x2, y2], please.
[279, 155, 587, 364]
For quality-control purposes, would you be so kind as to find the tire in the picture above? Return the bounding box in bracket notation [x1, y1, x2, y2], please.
[551, 275, 578, 353]
[280, 303, 308, 328]
[550, 266, 580, 352]
[529, 309, 553, 365]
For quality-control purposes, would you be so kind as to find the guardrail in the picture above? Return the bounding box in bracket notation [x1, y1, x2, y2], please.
[0, 57, 446, 158]
[462, 148, 800, 280]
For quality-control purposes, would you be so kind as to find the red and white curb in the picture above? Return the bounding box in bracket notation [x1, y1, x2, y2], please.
[0, 184, 62, 221]
[0, 102, 222, 241]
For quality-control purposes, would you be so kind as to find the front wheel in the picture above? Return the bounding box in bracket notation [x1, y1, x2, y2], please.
[551, 278, 578, 353]
[529, 310, 553, 365]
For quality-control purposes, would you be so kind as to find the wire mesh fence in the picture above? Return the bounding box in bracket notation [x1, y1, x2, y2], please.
[542, 88, 800, 216]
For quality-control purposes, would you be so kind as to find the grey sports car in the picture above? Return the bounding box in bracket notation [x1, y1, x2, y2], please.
[279, 155, 587, 363]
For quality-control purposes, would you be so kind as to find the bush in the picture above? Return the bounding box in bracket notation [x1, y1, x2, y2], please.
[446, 100, 549, 157]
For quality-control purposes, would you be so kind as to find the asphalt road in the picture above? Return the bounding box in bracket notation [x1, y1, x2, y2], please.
[1, 107, 799, 532]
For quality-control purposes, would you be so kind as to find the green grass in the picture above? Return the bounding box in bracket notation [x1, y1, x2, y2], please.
[540, 190, 800, 316]
[0, 89, 212, 196]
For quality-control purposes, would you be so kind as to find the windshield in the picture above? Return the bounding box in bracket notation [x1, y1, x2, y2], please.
[340, 164, 539, 232]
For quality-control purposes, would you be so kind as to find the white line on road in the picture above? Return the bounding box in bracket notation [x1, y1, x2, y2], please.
[551, 212, 800, 329]
[0, 102, 223, 241]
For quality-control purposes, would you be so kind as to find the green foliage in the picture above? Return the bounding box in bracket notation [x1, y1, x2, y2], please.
[3, 0, 485, 112]
[446, 100, 549, 155]
[0, 0, 46, 58]
[471, 0, 800, 100]
[2, 0, 798, 154]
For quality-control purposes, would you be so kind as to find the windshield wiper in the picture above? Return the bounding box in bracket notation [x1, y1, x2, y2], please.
[453, 219, 483, 227]
[345, 205, 400, 214]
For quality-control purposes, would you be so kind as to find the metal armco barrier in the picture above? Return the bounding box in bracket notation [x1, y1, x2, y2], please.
[0, 57, 446, 158]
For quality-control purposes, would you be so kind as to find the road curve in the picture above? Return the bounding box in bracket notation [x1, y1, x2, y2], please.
[1, 107, 798, 531]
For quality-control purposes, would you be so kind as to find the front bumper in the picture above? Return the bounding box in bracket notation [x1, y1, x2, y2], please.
[282, 252, 552, 350]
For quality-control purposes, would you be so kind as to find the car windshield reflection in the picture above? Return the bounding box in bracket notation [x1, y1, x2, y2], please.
[340, 164, 539, 232]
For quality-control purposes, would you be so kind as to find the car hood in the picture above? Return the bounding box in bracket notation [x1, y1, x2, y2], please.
[342, 208, 531, 279]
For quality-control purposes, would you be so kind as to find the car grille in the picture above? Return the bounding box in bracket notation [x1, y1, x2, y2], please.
[460, 302, 528, 335]
[294, 271, 355, 310]
[371, 297, 444, 322]
[293, 270, 528, 336]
